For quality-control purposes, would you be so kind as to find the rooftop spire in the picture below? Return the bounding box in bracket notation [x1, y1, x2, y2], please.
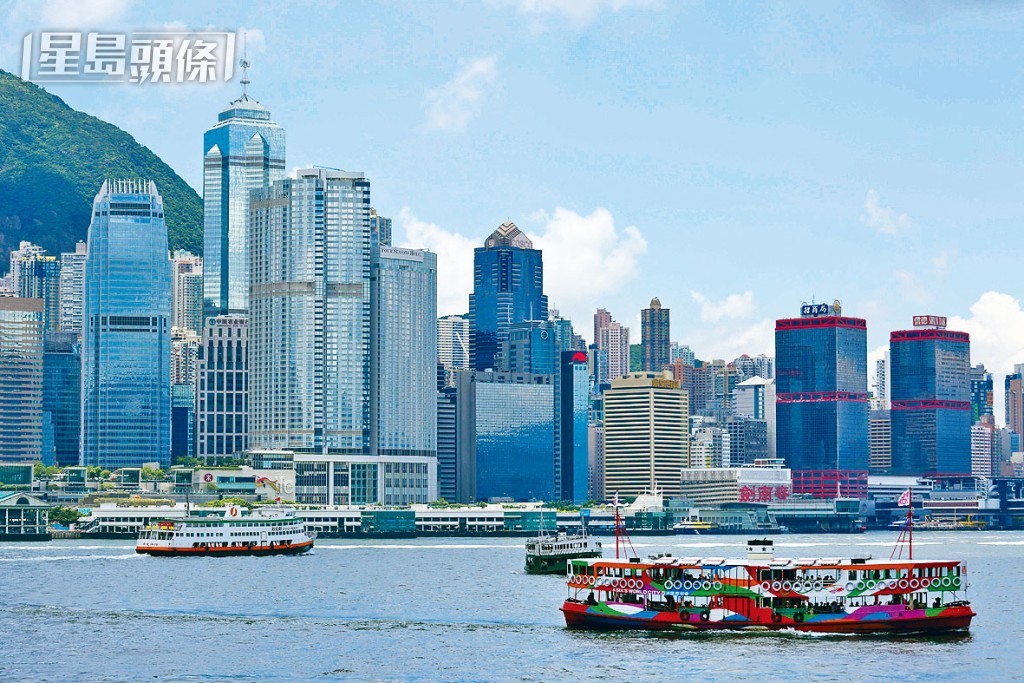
[239, 31, 250, 99]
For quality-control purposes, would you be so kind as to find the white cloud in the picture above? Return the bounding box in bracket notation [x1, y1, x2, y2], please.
[423, 56, 498, 132]
[39, 0, 132, 27]
[397, 208, 477, 317]
[237, 27, 267, 55]
[396, 206, 647, 337]
[894, 269, 930, 305]
[687, 318, 774, 363]
[948, 291, 1024, 424]
[861, 189, 912, 235]
[527, 207, 647, 336]
[690, 290, 756, 323]
[501, 0, 661, 27]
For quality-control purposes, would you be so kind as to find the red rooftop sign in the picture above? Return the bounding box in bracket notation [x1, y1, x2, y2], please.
[913, 315, 947, 329]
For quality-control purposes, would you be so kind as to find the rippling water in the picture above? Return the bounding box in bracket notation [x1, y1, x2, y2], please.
[0, 532, 1019, 681]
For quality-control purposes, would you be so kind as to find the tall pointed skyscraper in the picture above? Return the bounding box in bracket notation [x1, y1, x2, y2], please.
[81, 180, 172, 468]
[202, 63, 285, 319]
[468, 221, 547, 371]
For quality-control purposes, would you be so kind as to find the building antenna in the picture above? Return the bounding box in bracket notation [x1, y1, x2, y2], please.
[239, 31, 250, 98]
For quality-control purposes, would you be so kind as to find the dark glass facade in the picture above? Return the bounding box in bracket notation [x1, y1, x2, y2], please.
[42, 332, 80, 467]
[890, 329, 971, 475]
[775, 316, 869, 478]
[468, 223, 547, 371]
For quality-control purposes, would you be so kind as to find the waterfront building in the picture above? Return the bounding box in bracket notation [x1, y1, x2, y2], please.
[468, 221, 547, 371]
[42, 331, 81, 467]
[81, 180, 172, 469]
[369, 208, 392, 246]
[449, 370, 557, 502]
[971, 417, 996, 479]
[690, 425, 731, 468]
[170, 250, 203, 333]
[969, 364, 993, 425]
[202, 76, 285, 320]
[196, 315, 248, 460]
[869, 408, 892, 474]
[603, 372, 688, 498]
[58, 241, 87, 333]
[0, 492, 50, 540]
[678, 462, 792, 506]
[889, 316, 971, 476]
[437, 314, 470, 388]
[0, 298, 44, 462]
[248, 168, 371, 454]
[641, 297, 670, 372]
[293, 452, 437, 507]
[17, 254, 61, 331]
[8, 241, 45, 294]
[371, 245, 438, 459]
[775, 301, 868, 498]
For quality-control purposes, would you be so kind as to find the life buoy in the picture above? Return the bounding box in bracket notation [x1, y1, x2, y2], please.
[702, 580, 713, 591]
[631, 579, 642, 590]
[941, 576, 953, 588]
[771, 612, 783, 623]
[772, 581, 782, 591]
[760, 581, 772, 591]
[782, 581, 793, 592]
[700, 610, 711, 622]
[856, 581, 866, 591]
[920, 578, 931, 589]
[588, 575, 596, 586]
[793, 612, 805, 623]
[712, 581, 723, 592]
[845, 582, 855, 591]
[229, 507, 239, 517]
[682, 580, 693, 591]
[866, 579, 876, 590]
[898, 579, 909, 590]
[909, 578, 920, 590]
[813, 581, 824, 591]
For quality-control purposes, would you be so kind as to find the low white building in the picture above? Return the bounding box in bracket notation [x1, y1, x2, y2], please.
[679, 461, 791, 506]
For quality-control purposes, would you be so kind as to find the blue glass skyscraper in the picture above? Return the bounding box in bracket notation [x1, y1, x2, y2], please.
[775, 304, 868, 497]
[43, 331, 80, 467]
[890, 321, 971, 476]
[469, 222, 547, 371]
[81, 180, 172, 468]
[202, 77, 285, 319]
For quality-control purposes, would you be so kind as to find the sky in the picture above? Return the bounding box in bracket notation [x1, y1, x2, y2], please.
[3, 0, 1024, 418]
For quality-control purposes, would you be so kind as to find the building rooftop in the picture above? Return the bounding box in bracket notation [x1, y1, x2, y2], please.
[484, 221, 533, 249]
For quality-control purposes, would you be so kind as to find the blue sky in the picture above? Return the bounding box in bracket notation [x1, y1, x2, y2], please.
[4, 0, 1024, 414]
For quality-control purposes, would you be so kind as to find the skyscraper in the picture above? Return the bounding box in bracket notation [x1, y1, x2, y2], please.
[42, 331, 81, 467]
[641, 297, 670, 372]
[869, 409, 892, 474]
[248, 168, 371, 453]
[468, 221, 547, 371]
[0, 298, 44, 462]
[775, 301, 868, 498]
[1005, 366, 1024, 434]
[171, 250, 204, 333]
[603, 371, 689, 497]
[81, 180, 172, 469]
[369, 208, 392, 246]
[58, 241, 87, 334]
[202, 77, 285, 320]
[196, 315, 248, 460]
[889, 316, 971, 476]
[8, 241, 45, 294]
[437, 314, 470, 387]
[593, 308, 611, 348]
[371, 245, 438, 458]
[17, 254, 61, 331]
[597, 318, 630, 382]
[969, 364, 993, 425]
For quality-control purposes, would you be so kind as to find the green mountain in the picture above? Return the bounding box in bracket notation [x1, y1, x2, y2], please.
[0, 70, 202, 270]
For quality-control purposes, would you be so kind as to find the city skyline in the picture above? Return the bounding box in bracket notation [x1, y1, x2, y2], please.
[4, 2, 1024, 400]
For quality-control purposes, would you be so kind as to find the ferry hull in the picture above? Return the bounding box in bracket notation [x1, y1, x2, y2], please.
[526, 551, 601, 575]
[561, 600, 974, 634]
[136, 539, 314, 557]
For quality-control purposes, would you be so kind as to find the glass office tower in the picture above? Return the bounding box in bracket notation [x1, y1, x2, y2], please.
[202, 86, 285, 319]
[81, 180, 172, 468]
[0, 298, 44, 462]
[775, 306, 868, 497]
[43, 331, 81, 467]
[890, 323, 971, 476]
[468, 221, 547, 371]
[248, 168, 371, 454]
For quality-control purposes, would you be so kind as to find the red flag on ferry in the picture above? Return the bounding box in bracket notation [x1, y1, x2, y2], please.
[897, 489, 912, 507]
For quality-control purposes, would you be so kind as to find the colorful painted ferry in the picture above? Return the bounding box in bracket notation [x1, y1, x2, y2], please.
[561, 538, 974, 634]
[136, 506, 315, 557]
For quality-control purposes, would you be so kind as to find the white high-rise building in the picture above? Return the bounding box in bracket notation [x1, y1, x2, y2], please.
[8, 241, 45, 294]
[171, 327, 201, 386]
[196, 315, 248, 460]
[437, 314, 469, 386]
[732, 376, 776, 458]
[598, 321, 631, 381]
[874, 352, 890, 409]
[58, 241, 87, 334]
[690, 426, 731, 468]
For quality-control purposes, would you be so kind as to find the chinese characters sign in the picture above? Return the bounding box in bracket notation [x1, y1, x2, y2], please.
[21, 31, 236, 84]
[739, 485, 790, 503]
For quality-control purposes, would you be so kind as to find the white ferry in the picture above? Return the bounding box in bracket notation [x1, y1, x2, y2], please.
[136, 506, 315, 557]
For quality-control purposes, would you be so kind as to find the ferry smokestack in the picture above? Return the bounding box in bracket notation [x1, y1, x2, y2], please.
[747, 538, 774, 562]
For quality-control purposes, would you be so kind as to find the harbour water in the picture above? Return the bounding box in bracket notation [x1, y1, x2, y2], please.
[1, 532, 1021, 682]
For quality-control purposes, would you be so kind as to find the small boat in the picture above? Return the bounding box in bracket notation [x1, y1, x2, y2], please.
[136, 505, 315, 557]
